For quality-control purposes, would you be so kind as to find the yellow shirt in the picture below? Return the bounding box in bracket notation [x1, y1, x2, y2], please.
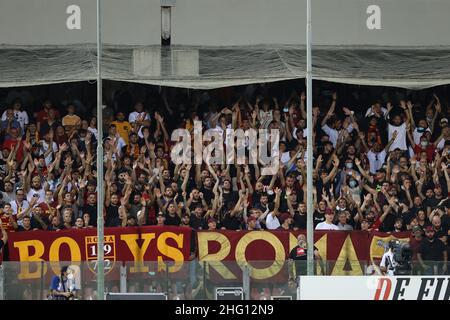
[62, 114, 81, 127]
[111, 121, 132, 144]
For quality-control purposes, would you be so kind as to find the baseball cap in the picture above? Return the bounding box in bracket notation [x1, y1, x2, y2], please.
[157, 212, 164, 217]
[325, 208, 334, 215]
[279, 212, 292, 224]
[440, 117, 448, 123]
[207, 218, 216, 224]
[425, 226, 434, 232]
[412, 225, 422, 233]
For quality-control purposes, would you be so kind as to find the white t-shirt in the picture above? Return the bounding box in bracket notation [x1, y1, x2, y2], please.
[413, 127, 431, 145]
[367, 149, 387, 174]
[1, 191, 13, 203]
[365, 107, 387, 118]
[281, 151, 291, 165]
[11, 200, 30, 226]
[436, 137, 448, 150]
[259, 110, 273, 129]
[315, 222, 339, 230]
[1, 110, 29, 130]
[388, 122, 407, 151]
[109, 135, 126, 156]
[266, 213, 281, 230]
[321, 124, 354, 148]
[27, 187, 46, 204]
[128, 111, 150, 124]
[39, 140, 58, 166]
[88, 127, 98, 140]
[380, 250, 397, 276]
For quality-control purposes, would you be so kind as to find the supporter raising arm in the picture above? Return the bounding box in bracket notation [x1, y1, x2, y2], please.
[266, 188, 281, 230]
[386, 101, 408, 152]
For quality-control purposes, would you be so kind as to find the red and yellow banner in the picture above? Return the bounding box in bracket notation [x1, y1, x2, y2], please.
[5, 227, 411, 281]
[197, 230, 411, 281]
[7, 226, 192, 280]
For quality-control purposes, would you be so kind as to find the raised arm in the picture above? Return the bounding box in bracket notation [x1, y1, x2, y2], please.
[384, 130, 398, 153]
[181, 165, 192, 194]
[442, 162, 450, 193]
[272, 188, 282, 217]
[154, 112, 170, 142]
[321, 92, 337, 127]
[195, 164, 202, 189]
[355, 158, 373, 184]
[299, 91, 307, 120]
[243, 165, 254, 194]
[406, 127, 416, 148]
[430, 94, 441, 134]
[0, 224, 8, 245]
[323, 154, 340, 184]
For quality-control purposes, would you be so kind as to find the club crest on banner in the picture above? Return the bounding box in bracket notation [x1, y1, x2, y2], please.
[85, 235, 116, 275]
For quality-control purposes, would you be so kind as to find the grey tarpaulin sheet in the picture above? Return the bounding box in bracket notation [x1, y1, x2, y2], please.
[1, 45, 449, 89]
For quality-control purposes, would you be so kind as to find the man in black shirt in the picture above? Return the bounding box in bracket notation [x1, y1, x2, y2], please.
[222, 179, 238, 210]
[17, 216, 34, 231]
[289, 234, 322, 281]
[313, 201, 326, 228]
[254, 193, 269, 213]
[189, 205, 207, 230]
[199, 177, 214, 206]
[156, 212, 165, 226]
[105, 194, 121, 227]
[82, 193, 97, 227]
[422, 188, 439, 214]
[251, 182, 265, 207]
[164, 202, 181, 226]
[418, 226, 448, 275]
[293, 203, 307, 230]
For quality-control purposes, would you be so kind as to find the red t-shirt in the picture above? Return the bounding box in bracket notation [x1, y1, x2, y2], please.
[0, 213, 16, 232]
[36, 109, 60, 125]
[413, 144, 436, 162]
[2, 139, 24, 163]
[38, 202, 57, 220]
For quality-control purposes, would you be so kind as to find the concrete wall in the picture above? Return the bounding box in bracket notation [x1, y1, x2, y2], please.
[1, 0, 449, 46]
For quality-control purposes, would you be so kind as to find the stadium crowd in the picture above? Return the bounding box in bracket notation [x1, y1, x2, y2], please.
[0, 83, 449, 274]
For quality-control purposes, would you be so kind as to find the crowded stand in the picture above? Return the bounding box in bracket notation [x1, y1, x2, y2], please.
[0, 82, 449, 276]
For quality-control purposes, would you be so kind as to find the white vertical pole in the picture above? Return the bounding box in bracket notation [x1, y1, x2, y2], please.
[120, 265, 127, 293]
[306, 0, 314, 276]
[96, 0, 105, 300]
